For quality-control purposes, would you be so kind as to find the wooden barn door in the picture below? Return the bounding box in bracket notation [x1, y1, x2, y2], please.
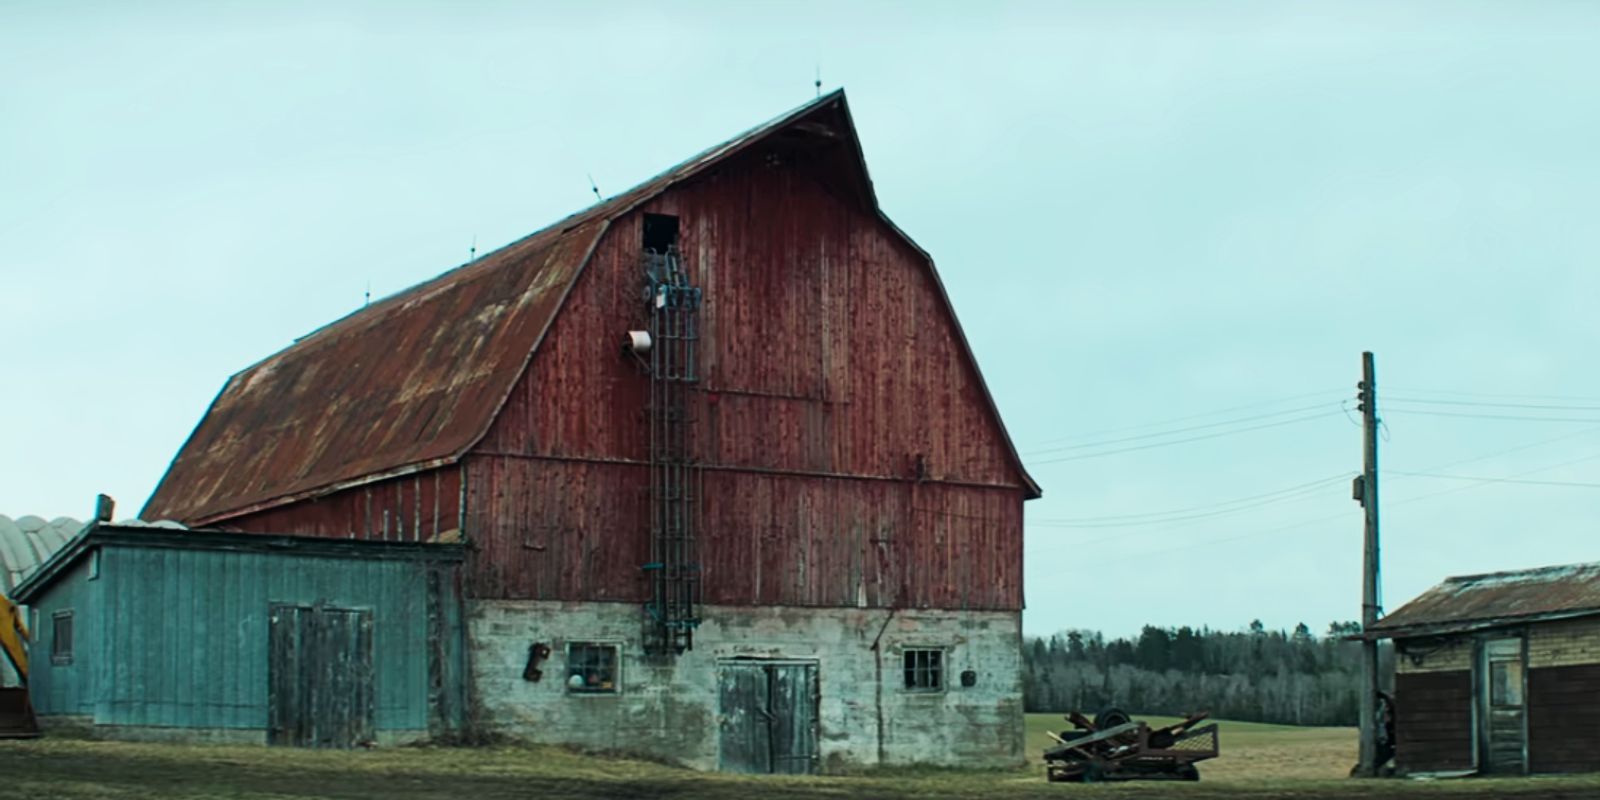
[718, 661, 819, 774]
[1479, 637, 1528, 774]
[268, 604, 375, 748]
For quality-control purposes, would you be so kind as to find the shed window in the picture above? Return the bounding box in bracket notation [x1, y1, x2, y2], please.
[567, 643, 619, 694]
[51, 611, 73, 665]
[903, 648, 943, 691]
[1490, 660, 1523, 706]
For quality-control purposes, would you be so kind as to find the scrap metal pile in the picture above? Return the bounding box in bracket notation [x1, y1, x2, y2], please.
[1043, 709, 1219, 783]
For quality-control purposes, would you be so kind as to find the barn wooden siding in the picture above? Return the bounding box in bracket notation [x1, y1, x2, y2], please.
[1527, 617, 1600, 773]
[222, 466, 462, 543]
[1528, 663, 1600, 773]
[467, 152, 1027, 609]
[1394, 670, 1474, 772]
[24, 531, 465, 740]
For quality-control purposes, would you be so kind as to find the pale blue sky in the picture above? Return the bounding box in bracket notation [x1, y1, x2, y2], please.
[5, 2, 1599, 636]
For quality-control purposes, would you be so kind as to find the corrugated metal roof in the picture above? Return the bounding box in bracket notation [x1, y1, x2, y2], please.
[0, 515, 82, 597]
[142, 89, 1038, 525]
[1371, 561, 1600, 636]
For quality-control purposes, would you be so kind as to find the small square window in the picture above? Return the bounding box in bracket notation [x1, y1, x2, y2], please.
[903, 648, 943, 691]
[1490, 660, 1523, 706]
[566, 643, 619, 694]
[51, 611, 74, 665]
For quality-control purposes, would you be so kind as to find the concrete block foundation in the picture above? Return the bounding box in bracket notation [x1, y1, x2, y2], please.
[467, 600, 1025, 772]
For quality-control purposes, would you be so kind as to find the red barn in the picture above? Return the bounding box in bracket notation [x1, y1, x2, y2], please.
[143, 90, 1039, 771]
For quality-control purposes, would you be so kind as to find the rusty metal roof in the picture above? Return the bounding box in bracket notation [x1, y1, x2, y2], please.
[1370, 561, 1600, 637]
[142, 89, 1039, 524]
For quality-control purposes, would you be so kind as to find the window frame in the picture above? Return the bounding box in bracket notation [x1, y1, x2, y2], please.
[51, 610, 74, 666]
[565, 641, 621, 695]
[901, 647, 946, 693]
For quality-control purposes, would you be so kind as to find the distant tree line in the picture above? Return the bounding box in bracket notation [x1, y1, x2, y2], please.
[1024, 621, 1384, 726]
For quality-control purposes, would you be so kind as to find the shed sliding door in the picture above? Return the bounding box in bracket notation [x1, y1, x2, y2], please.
[268, 604, 375, 748]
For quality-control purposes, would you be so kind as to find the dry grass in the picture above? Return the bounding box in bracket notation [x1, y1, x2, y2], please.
[1026, 713, 1358, 781]
[0, 715, 1595, 799]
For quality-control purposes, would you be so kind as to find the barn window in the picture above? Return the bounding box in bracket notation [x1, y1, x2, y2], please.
[51, 611, 74, 665]
[642, 213, 679, 254]
[566, 642, 619, 694]
[903, 648, 944, 691]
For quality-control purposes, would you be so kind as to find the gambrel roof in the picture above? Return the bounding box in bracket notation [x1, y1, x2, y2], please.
[142, 90, 1040, 525]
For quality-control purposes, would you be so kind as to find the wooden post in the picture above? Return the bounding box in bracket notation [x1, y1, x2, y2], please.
[1356, 351, 1382, 776]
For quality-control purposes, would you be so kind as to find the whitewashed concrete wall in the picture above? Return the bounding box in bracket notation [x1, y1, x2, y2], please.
[468, 600, 1024, 771]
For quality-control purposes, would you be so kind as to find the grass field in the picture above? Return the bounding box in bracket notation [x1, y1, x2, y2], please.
[0, 714, 1596, 799]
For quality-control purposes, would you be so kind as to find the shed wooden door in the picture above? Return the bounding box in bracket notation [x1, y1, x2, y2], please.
[718, 662, 819, 774]
[1480, 637, 1527, 774]
[268, 604, 375, 748]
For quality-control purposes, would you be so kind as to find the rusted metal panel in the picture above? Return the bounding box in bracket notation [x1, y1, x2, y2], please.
[218, 466, 462, 543]
[141, 90, 940, 528]
[1374, 563, 1600, 637]
[142, 89, 1036, 613]
[142, 219, 607, 526]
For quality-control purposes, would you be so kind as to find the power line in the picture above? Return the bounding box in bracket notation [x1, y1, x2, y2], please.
[1385, 452, 1600, 510]
[1387, 397, 1600, 412]
[1029, 508, 1349, 564]
[1024, 402, 1342, 456]
[1028, 410, 1344, 465]
[1025, 387, 1346, 448]
[1389, 471, 1600, 490]
[1396, 425, 1600, 475]
[1385, 409, 1600, 424]
[1028, 438, 1600, 565]
[1387, 386, 1600, 404]
[1031, 474, 1353, 528]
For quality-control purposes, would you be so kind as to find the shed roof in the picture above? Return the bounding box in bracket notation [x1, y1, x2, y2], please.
[12, 524, 464, 605]
[141, 90, 1040, 525]
[1368, 561, 1600, 638]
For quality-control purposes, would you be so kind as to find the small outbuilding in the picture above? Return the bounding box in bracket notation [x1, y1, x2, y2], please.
[14, 523, 465, 747]
[1367, 561, 1600, 776]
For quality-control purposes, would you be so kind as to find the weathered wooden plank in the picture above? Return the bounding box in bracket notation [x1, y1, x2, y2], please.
[718, 664, 771, 774]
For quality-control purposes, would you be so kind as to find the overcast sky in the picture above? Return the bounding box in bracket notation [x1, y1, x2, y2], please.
[5, 2, 1599, 638]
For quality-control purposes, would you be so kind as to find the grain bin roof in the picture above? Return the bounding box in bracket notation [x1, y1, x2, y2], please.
[142, 89, 1039, 525]
[0, 515, 82, 597]
[1368, 561, 1600, 638]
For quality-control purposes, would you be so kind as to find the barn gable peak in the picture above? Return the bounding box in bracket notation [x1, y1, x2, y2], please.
[142, 89, 1036, 525]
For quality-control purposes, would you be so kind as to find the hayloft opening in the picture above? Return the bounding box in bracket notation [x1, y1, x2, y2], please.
[643, 213, 679, 253]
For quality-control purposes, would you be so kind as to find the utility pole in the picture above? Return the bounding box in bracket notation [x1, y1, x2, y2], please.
[1355, 350, 1382, 776]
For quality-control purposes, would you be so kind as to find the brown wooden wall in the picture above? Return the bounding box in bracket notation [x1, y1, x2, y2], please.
[219, 466, 462, 543]
[1529, 664, 1600, 773]
[1394, 670, 1474, 774]
[464, 454, 1021, 608]
[468, 150, 1027, 609]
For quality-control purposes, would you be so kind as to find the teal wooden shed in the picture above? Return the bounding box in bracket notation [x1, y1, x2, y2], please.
[13, 524, 465, 747]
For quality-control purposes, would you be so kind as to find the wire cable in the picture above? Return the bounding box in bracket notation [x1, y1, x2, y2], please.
[1024, 402, 1342, 456]
[1387, 397, 1600, 412]
[1024, 412, 1337, 464]
[1025, 387, 1347, 448]
[1389, 471, 1600, 490]
[1385, 409, 1600, 424]
[1030, 474, 1354, 528]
